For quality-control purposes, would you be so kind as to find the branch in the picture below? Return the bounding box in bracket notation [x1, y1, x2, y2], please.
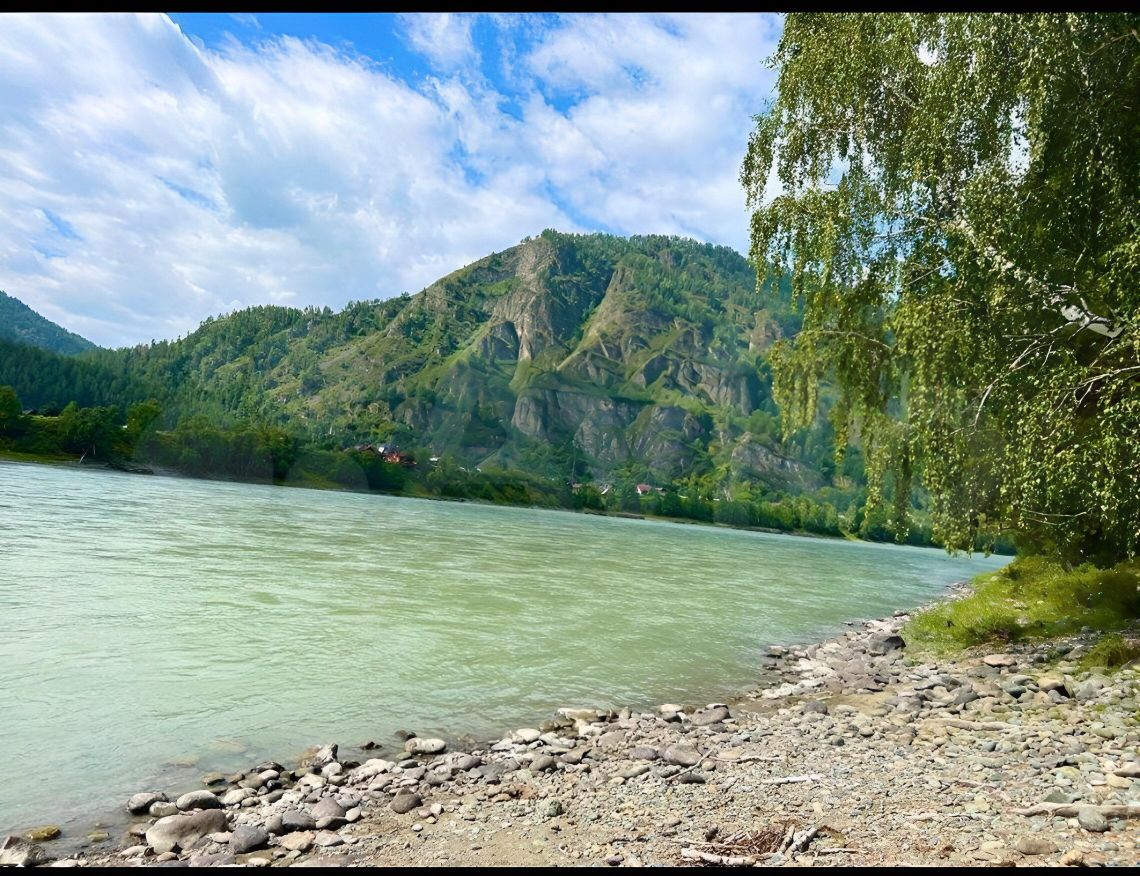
[681, 849, 756, 866]
[760, 774, 825, 785]
[1014, 803, 1140, 818]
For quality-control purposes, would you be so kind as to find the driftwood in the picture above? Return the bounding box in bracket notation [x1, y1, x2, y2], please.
[816, 848, 863, 855]
[680, 848, 756, 866]
[714, 754, 780, 764]
[759, 773, 824, 785]
[777, 824, 820, 856]
[930, 718, 1018, 731]
[1013, 803, 1140, 818]
[789, 825, 821, 854]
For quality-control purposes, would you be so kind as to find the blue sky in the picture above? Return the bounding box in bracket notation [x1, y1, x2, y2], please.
[0, 13, 783, 346]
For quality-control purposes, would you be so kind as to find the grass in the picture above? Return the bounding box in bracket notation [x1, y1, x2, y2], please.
[1078, 633, 1140, 671]
[0, 447, 76, 464]
[904, 555, 1140, 655]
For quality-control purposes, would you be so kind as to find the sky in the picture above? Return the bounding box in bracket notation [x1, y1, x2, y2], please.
[0, 13, 783, 347]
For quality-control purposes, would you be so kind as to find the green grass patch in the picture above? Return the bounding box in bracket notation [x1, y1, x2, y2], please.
[904, 555, 1140, 654]
[1078, 632, 1140, 671]
[0, 446, 75, 464]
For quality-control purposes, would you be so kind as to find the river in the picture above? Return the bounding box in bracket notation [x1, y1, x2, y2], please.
[0, 459, 1004, 833]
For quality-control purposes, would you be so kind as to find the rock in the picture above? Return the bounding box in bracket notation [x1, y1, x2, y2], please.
[595, 730, 626, 749]
[629, 746, 659, 761]
[1076, 805, 1108, 833]
[557, 708, 603, 722]
[1074, 679, 1105, 702]
[404, 738, 446, 755]
[530, 755, 557, 772]
[1114, 763, 1140, 778]
[127, 791, 166, 814]
[868, 635, 905, 655]
[298, 773, 327, 790]
[229, 825, 269, 854]
[391, 792, 422, 814]
[313, 831, 344, 848]
[0, 836, 48, 867]
[220, 788, 254, 806]
[620, 764, 651, 780]
[1015, 836, 1057, 855]
[145, 809, 228, 854]
[0, 834, 49, 866]
[983, 654, 1017, 667]
[310, 798, 346, 821]
[690, 705, 730, 726]
[514, 728, 542, 744]
[538, 799, 563, 819]
[281, 810, 317, 833]
[305, 744, 339, 770]
[200, 771, 227, 786]
[190, 851, 235, 867]
[802, 700, 828, 715]
[23, 825, 61, 842]
[345, 807, 361, 823]
[662, 744, 701, 767]
[149, 801, 179, 818]
[175, 789, 221, 811]
[279, 831, 314, 852]
[264, 815, 284, 836]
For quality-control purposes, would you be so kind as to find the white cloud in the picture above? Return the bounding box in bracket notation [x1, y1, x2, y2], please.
[0, 12, 781, 347]
[398, 13, 477, 72]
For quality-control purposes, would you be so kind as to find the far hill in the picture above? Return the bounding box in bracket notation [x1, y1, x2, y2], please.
[2, 231, 848, 494]
[0, 290, 96, 355]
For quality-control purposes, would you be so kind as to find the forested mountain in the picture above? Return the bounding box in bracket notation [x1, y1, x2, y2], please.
[0, 232, 851, 497]
[0, 290, 95, 355]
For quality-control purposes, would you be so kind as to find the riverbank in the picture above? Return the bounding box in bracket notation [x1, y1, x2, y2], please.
[8, 582, 1136, 869]
[2, 451, 1009, 555]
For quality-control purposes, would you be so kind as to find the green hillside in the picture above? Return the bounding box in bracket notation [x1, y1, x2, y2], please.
[1, 232, 854, 499]
[0, 290, 96, 355]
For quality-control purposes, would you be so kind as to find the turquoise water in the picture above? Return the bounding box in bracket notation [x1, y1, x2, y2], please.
[0, 460, 1004, 832]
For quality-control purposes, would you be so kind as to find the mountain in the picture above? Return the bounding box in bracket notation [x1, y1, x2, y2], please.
[0, 290, 96, 355]
[2, 231, 843, 493]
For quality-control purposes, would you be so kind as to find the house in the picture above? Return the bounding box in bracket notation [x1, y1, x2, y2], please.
[636, 483, 653, 496]
[382, 449, 416, 467]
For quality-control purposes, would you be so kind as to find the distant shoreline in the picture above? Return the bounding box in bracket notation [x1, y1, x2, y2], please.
[0, 452, 1014, 556]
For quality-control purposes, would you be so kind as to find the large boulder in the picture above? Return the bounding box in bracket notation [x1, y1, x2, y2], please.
[230, 825, 270, 854]
[281, 810, 317, 833]
[145, 809, 228, 854]
[404, 737, 446, 755]
[868, 635, 906, 656]
[303, 744, 338, 770]
[311, 798, 346, 821]
[175, 789, 221, 811]
[662, 744, 701, 767]
[390, 792, 422, 814]
[0, 836, 48, 867]
[690, 705, 731, 726]
[126, 791, 167, 814]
